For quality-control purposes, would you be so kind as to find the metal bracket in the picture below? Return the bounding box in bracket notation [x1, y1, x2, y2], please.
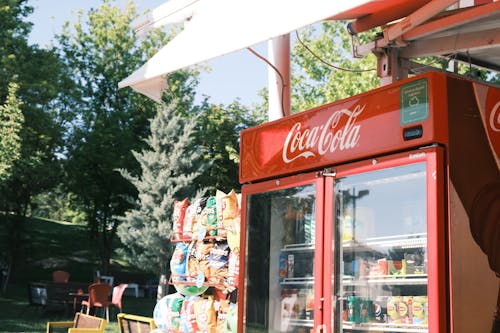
[322, 168, 336, 177]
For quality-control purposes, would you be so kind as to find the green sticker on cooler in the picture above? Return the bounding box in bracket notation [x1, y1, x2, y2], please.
[400, 78, 429, 125]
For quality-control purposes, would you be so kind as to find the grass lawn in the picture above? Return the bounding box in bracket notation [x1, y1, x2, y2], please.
[0, 216, 160, 332]
[0, 283, 157, 332]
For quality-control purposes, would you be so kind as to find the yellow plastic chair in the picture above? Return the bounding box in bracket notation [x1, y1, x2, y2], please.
[46, 312, 106, 333]
[117, 313, 157, 333]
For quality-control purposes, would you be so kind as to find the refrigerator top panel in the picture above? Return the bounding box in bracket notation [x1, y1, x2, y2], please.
[239, 72, 499, 183]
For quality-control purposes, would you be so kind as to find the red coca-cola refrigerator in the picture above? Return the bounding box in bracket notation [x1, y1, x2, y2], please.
[236, 72, 499, 333]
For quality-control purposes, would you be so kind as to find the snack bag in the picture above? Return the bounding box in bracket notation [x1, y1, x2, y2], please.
[208, 241, 230, 285]
[226, 252, 239, 288]
[196, 210, 208, 239]
[222, 303, 238, 333]
[192, 197, 209, 239]
[215, 190, 227, 238]
[183, 204, 196, 239]
[186, 241, 199, 282]
[222, 190, 239, 220]
[205, 196, 218, 236]
[197, 241, 213, 280]
[180, 297, 200, 333]
[194, 297, 217, 333]
[172, 198, 189, 240]
[153, 293, 184, 333]
[223, 216, 241, 255]
[171, 242, 189, 282]
[216, 299, 230, 332]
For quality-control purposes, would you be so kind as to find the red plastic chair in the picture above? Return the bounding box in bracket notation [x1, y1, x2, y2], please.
[81, 283, 112, 322]
[52, 270, 70, 283]
[110, 283, 128, 313]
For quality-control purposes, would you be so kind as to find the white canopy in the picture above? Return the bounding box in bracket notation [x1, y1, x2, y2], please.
[118, 0, 372, 102]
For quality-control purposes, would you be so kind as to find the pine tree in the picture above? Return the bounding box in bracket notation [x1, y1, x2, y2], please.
[117, 97, 206, 275]
[0, 82, 23, 181]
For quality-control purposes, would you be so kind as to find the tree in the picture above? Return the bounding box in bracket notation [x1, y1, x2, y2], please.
[0, 82, 23, 182]
[192, 99, 266, 193]
[291, 21, 380, 113]
[117, 97, 206, 274]
[291, 21, 499, 113]
[0, 0, 70, 216]
[57, 0, 199, 273]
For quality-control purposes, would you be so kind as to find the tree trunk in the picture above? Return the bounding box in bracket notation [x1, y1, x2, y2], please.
[157, 274, 168, 302]
[0, 254, 12, 294]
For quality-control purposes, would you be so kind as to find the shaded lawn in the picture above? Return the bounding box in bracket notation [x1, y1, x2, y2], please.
[0, 216, 159, 332]
[0, 283, 157, 332]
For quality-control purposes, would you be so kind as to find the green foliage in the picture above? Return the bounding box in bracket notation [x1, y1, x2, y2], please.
[31, 186, 87, 224]
[0, 215, 156, 332]
[56, 0, 199, 273]
[0, 0, 69, 216]
[0, 82, 23, 181]
[291, 21, 379, 113]
[194, 100, 266, 192]
[117, 98, 206, 274]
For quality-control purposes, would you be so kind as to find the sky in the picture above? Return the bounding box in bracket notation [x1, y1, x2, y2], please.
[27, 0, 268, 107]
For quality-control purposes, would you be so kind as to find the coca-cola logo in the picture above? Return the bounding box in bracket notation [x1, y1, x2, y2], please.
[282, 104, 364, 163]
[489, 100, 500, 132]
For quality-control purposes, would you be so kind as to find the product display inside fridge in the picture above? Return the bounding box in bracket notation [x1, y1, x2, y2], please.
[334, 162, 429, 333]
[245, 184, 316, 333]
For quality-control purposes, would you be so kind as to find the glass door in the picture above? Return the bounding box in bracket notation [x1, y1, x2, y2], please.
[242, 172, 324, 333]
[240, 148, 446, 333]
[326, 147, 446, 333]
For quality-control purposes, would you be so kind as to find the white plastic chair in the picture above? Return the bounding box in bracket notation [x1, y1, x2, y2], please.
[99, 275, 114, 287]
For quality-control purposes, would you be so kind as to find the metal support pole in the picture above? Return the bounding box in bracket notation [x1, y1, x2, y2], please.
[268, 34, 291, 121]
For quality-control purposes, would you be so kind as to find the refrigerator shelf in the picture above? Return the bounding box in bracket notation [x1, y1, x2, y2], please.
[342, 275, 428, 286]
[280, 277, 315, 285]
[281, 243, 315, 251]
[342, 322, 428, 332]
[343, 233, 427, 251]
[289, 318, 314, 328]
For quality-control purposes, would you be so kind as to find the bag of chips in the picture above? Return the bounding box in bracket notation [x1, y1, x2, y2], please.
[223, 216, 240, 255]
[223, 303, 238, 333]
[180, 296, 200, 333]
[222, 190, 239, 221]
[216, 299, 230, 333]
[226, 252, 239, 288]
[196, 210, 209, 240]
[197, 241, 213, 280]
[192, 197, 209, 239]
[208, 241, 230, 285]
[153, 293, 184, 333]
[186, 241, 198, 282]
[171, 242, 189, 282]
[194, 297, 217, 333]
[215, 190, 227, 238]
[205, 196, 218, 237]
[172, 198, 189, 240]
[183, 204, 196, 239]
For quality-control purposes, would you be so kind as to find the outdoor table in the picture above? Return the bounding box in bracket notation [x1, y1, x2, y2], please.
[68, 290, 89, 313]
[28, 281, 90, 315]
